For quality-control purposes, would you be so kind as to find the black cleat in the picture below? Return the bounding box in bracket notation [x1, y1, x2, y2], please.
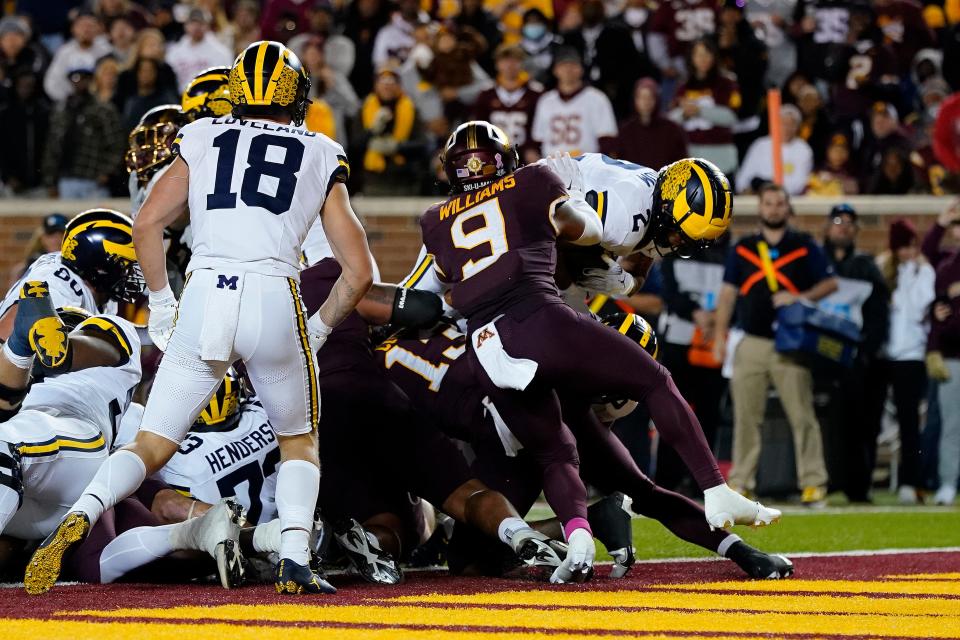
[333, 518, 403, 585]
[727, 541, 794, 579]
[25, 511, 90, 594]
[275, 558, 337, 595]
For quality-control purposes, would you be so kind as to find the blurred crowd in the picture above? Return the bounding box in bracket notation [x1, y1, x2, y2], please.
[1, 0, 960, 197]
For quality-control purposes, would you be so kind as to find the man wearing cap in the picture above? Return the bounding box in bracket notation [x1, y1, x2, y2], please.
[43, 10, 111, 103]
[472, 44, 543, 164]
[41, 67, 125, 199]
[166, 8, 232, 91]
[818, 204, 890, 503]
[531, 47, 617, 158]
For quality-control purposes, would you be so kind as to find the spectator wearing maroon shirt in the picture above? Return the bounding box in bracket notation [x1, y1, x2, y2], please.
[605, 77, 687, 170]
[874, 0, 935, 76]
[472, 44, 543, 163]
[859, 101, 911, 189]
[668, 37, 740, 177]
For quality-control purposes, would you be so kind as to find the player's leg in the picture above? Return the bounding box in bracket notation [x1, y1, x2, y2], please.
[25, 274, 229, 594]
[240, 275, 331, 595]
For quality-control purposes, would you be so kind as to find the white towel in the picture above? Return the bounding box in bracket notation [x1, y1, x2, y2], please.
[199, 271, 244, 361]
[482, 396, 523, 457]
[471, 316, 538, 391]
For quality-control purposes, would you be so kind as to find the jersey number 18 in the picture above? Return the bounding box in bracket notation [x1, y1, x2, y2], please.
[207, 131, 305, 215]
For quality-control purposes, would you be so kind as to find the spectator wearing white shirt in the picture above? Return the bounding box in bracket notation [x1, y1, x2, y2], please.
[736, 104, 812, 195]
[165, 8, 232, 91]
[878, 220, 936, 504]
[372, 0, 427, 69]
[43, 10, 112, 103]
[531, 47, 617, 158]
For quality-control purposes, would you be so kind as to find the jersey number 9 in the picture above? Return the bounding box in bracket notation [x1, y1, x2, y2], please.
[207, 131, 305, 215]
[451, 199, 509, 280]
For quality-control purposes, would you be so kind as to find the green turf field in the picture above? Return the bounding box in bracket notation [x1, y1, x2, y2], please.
[623, 507, 960, 560]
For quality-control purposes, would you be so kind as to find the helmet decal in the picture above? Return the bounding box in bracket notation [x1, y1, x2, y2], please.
[659, 160, 693, 201]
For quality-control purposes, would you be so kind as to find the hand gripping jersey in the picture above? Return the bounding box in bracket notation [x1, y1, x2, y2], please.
[0, 253, 116, 319]
[173, 116, 349, 278]
[572, 154, 659, 257]
[419, 163, 569, 326]
[155, 400, 280, 525]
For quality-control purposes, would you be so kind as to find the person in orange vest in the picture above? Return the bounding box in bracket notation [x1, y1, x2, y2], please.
[712, 182, 838, 506]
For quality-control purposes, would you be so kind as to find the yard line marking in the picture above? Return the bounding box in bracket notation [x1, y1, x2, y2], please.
[667, 579, 960, 596]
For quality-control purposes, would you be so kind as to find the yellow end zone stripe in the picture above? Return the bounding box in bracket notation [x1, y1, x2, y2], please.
[669, 578, 960, 596]
[886, 573, 960, 580]
[70, 603, 960, 638]
[0, 620, 748, 640]
[387, 589, 960, 616]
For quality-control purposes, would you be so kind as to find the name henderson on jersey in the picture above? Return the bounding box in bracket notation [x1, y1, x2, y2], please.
[439, 175, 517, 220]
[205, 116, 318, 137]
[200, 421, 277, 475]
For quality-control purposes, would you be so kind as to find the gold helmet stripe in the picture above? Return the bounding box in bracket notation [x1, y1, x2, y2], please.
[588, 294, 608, 314]
[467, 123, 477, 149]
[253, 41, 269, 101]
[263, 48, 288, 103]
[689, 162, 714, 220]
[618, 313, 634, 335]
[76, 317, 133, 356]
[638, 321, 652, 348]
[103, 239, 137, 261]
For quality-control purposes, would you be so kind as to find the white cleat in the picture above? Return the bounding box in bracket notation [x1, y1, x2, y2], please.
[174, 497, 245, 588]
[704, 484, 781, 530]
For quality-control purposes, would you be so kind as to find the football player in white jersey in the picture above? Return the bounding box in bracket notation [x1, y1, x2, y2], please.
[401, 154, 734, 304]
[0, 209, 144, 341]
[28, 40, 374, 596]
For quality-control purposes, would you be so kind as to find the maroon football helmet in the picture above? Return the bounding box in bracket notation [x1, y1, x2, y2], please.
[441, 120, 519, 193]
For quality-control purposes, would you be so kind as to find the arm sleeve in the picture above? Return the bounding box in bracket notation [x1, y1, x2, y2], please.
[324, 143, 351, 196]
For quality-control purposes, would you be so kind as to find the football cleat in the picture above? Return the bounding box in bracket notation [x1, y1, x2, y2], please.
[608, 546, 636, 579]
[172, 497, 245, 588]
[801, 486, 827, 508]
[25, 511, 90, 595]
[275, 558, 337, 595]
[333, 518, 403, 585]
[511, 528, 565, 570]
[727, 541, 794, 579]
[704, 484, 781, 530]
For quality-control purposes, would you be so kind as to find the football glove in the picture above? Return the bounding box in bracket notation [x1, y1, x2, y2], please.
[550, 527, 594, 584]
[577, 254, 637, 298]
[542, 152, 583, 194]
[147, 284, 177, 352]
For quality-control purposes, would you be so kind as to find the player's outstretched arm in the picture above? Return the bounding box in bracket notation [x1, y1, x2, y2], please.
[314, 183, 374, 333]
[355, 283, 443, 328]
[133, 157, 189, 351]
[552, 197, 603, 247]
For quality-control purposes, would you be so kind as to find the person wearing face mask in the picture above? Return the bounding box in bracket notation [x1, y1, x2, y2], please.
[561, 0, 658, 120]
[620, 0, 656, 53]
[519, 8, 559, 85]
[712, 183, 838, 507]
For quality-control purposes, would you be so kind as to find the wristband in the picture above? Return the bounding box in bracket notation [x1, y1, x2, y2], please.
[148, 284, 175, 305]
[563, 517, 593, 541]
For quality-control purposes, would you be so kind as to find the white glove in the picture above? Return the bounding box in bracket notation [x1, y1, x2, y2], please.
[147, 284, 177, 352]
[542, 152, 583, 194]
[307, 313, 333, 354]
[577, 254, 637, 297]
[550, 527, 595, 584]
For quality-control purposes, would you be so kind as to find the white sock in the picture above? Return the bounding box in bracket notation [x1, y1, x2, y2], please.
[98, 524, 175, 583]
[497, 517, 530, 545]
[253, 518, 282, 553]
[2, 342, 33, 368]
[276, 459, 319, 565]
[72, 450, 146, 525]
[717, 533, 742, 557]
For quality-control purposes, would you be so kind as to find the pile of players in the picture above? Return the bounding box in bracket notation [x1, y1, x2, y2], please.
[0, 41, 793, 596]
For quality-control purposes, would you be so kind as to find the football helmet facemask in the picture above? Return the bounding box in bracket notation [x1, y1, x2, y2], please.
[650, 158, 733, 258]
[181, 66, 232, 121]
[126, 104, 185, 186]
[441, 120, 519, 194]
[229, 41, 311, 126]
[61, 209, 144, 303]
[194, 371, 244, 432]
